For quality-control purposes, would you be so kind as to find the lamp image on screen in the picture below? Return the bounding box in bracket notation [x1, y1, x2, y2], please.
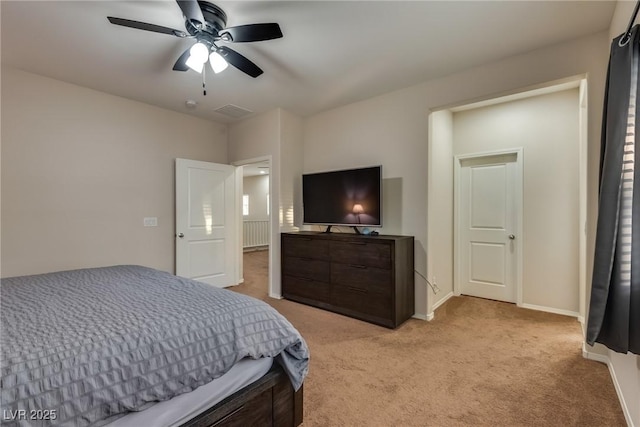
[352, 203, 364, 223]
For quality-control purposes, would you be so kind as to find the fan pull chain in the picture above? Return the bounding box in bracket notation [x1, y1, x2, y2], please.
[202, 66, 207, 96]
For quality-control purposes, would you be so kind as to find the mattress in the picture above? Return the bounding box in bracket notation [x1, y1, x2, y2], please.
[1, 265, 309, 426]
[106, 356, 274, 427]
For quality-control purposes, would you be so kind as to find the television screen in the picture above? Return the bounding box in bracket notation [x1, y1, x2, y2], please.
[302, 166, 382, 226]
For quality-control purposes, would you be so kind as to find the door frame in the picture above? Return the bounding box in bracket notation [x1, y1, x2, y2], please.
[453, 147, 524, 306]
[232, 155, 274, 296]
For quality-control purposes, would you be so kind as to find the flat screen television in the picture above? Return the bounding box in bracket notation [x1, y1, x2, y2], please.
[302, 166, 382, 229]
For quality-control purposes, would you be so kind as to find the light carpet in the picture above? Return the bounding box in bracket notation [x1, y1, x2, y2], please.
[232, 250, 626, 426]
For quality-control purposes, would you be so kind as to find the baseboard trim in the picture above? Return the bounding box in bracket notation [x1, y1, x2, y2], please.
[520, 303, 580, 318]
[582, 344, 634, 427]
[432, 291, 454, 312]
[582, 344, 608, 364]
[412, 313, 429, 321]
[607, 357, 635, 427]
[268, 293, 283, 300]
[422, 292, 455, 322]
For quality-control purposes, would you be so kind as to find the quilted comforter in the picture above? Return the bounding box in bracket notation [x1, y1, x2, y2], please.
[0, 265, 309, 426]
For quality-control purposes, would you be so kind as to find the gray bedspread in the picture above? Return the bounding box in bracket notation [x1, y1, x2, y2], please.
[0, 265, 309, 426]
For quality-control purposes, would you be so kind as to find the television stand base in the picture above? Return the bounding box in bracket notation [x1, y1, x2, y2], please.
[323, 225, 361, 234]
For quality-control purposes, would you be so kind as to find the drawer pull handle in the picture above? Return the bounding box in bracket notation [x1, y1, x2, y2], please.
[347, 242, 367, 246]
[351, 264, 368, 269]
[347, 286, 367, 294]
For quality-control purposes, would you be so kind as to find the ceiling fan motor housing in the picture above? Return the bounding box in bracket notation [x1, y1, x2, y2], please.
[193, 1, 227, 34]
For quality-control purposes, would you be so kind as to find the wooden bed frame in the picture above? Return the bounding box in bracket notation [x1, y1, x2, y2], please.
[180, 363, 303, 427]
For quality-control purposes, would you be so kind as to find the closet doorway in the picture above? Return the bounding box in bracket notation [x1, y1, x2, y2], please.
[427, 77, 588, 321]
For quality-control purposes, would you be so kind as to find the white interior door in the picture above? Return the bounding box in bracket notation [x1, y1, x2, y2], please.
[176, 159, 237, 287]
[456, 152, 520, 303]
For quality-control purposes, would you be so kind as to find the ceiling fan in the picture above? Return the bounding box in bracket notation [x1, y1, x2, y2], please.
[107, 0, 282, 78]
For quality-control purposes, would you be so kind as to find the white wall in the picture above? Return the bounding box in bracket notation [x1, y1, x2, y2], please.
[453, 88, 580, 314]
[1, 67, 228, 277]
[243, 175, 269, 220]
[303, 31, 608, 318]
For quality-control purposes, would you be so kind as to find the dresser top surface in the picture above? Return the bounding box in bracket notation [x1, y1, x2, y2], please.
[282, 231, 413, 242]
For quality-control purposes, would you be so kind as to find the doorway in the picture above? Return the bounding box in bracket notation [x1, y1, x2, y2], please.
[427, 78, 587, 321]
[454, 150, 523, 303]
[238, 159, 271, 298]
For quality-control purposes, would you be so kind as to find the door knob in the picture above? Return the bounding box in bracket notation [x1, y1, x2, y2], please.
[177, 233, 184, 238]
[508, 234, 515, 240]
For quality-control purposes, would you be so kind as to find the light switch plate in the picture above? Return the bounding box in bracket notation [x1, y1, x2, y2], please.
[143, 217, 158, 227]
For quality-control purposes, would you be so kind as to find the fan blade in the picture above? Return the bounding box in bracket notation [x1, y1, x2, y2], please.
[176, 0, 205, 28]
[107, 17, 186, 37]
[216, 46, 263, 78]
[220, 23, 283, 43]
[173, 48, 191, 71]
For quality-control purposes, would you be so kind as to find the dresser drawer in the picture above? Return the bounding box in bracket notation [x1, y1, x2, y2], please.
[330, 240, 391, 269]
[282, 257, 330, 282]
[331, 263, 392, 296]
[332, 286, 392, 320]
[281, 232, 414, 328]
[282, 275, 331, 303]
[282, 235, 330, 261]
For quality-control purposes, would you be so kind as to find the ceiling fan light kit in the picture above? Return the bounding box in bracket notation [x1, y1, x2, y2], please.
[107, 0, 282, 86]
[209, 51, 228, 73]
[185, 42, 209, 73]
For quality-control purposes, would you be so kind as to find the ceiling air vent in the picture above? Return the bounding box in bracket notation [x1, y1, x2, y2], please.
[213, 104, 254, 119]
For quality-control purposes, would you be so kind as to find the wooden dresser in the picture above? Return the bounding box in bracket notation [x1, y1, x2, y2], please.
[281, 231, 414, 328]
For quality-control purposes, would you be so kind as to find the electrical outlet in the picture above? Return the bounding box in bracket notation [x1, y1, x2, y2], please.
[432, 275, 441, 294]
[143, 217, 158, 227]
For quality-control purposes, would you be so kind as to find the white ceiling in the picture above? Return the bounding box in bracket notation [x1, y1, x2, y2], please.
[1, 1, 615, 123]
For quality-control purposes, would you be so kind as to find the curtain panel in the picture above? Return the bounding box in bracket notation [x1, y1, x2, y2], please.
[587, 25, 640, 355]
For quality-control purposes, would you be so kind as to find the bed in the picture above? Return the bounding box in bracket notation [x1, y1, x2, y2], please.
[0, 265, 308, 426]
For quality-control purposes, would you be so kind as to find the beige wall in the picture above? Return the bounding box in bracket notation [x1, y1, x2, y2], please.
[303, 82, 432, 317]
[243, 175, 269, 220]
[453, 88, 580, 314]
[228, 108, 304, 297]
[280, 109, 304, 231]
[229, 109, 280, 163]
[427, 110, 454, 311]
[303, 31, 608, 318]
[228, 109, 280, 294]
[1, 67, 228, 277]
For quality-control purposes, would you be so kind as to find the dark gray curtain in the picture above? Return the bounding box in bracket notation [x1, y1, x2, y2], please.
[587, 25, 640, 355]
